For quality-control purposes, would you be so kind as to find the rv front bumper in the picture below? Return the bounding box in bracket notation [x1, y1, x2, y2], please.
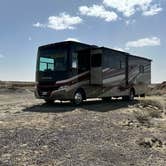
[35, 87, 73, 100]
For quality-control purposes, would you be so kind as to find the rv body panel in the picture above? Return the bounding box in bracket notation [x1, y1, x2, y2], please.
[128, 56, 151, 95]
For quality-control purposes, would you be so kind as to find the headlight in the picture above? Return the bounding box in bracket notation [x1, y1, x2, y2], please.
[58, 85, 69, 90]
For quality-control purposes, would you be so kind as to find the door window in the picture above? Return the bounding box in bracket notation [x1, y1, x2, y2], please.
[91, 54, 101, 67]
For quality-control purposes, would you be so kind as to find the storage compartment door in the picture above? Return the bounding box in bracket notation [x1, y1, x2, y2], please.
[90, 53, 102, 85]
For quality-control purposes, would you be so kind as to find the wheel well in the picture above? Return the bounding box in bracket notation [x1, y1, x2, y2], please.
[76, 88, 86, 100]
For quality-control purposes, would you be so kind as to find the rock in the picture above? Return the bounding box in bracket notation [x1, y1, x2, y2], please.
[138, 137, 163, 148]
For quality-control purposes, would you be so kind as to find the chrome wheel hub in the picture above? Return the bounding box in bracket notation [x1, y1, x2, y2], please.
[74, 92, 83, 105]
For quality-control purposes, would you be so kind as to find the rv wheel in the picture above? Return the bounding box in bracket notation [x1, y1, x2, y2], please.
[73, 91, 83, 106]
[129, 89, 135, 101]
[140, 93, 145, 97]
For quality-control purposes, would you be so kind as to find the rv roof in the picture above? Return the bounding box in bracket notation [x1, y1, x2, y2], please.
[100, 47, 152, 62]
[39, 41, 152, 62]
[39, 40, 92, 49]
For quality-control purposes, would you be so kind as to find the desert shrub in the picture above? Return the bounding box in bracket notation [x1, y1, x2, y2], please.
[134, 111, 150, 126]
[148, 110, 161, 118]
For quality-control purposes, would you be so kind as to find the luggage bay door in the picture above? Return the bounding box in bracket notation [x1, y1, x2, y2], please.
[90, 49, 102, 85]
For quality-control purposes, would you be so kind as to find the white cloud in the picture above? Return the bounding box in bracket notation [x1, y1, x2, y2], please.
[79, 5, 118, 22]
[65, 38, 80, 42]
[143, 4, 162, 16]
[33, 22, 45, 28]
[113, 47, 125, 52]
[33, 13, 82, 30]
[48, 13, 82, 30]
[126, 37, 160, 48]
[103, 0, 162, 17]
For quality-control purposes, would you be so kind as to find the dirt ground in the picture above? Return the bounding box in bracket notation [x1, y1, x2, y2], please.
[0, 87, 166, 166]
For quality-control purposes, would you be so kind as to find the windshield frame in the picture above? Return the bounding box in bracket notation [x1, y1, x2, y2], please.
[37, 45, 69, 72]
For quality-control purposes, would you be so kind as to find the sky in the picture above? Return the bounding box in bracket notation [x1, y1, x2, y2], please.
[0, 0, 165, 83]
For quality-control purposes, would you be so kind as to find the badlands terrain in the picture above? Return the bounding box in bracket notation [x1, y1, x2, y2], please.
[0, 81, 166, 165]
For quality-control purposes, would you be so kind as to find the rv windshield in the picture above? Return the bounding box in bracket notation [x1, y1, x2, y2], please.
[38, 48, 67, 72]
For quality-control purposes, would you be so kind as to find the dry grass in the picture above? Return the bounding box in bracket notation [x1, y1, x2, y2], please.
[147, 82, 166, 96]
[0, 81, 35, 89]
[0, 82, 166, 165]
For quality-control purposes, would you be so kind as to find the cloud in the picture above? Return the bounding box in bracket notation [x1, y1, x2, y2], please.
[79, 5, 118, 22]
[48, 13, 82, 30]
[113, 47, 125, 52]
[65, 38, 80, 42]
[126, 37, 160, 48]
[33, 13, 82, 30]
[142, 4, 162, 16]
[103, 0, 162, 17]
[33, 22, 45, 28]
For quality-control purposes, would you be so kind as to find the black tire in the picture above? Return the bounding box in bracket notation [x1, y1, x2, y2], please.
[73, 91, 83, 106]
[129, 89, 135, 101]
[102, 97, 112, 102]
[140, 93, 145, 97]
[44, 99, 54, 104]
[122, 89, 135, 101]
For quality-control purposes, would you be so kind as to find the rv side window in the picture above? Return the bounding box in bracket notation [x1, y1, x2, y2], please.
[139, 65, 144, 73]
[91, 54, 101, 67]
[120, 60, 125, 69]
[72, 52, 77, 69]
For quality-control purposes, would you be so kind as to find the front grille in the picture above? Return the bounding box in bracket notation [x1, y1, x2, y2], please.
[37, 84, 59, 97]
[38, 82, 55, 86]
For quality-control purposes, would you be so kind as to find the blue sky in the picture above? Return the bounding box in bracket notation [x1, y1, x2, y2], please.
[0, 0, 165, 83]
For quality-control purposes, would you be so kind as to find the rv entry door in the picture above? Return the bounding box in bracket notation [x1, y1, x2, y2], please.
[90, 50, 102, 85]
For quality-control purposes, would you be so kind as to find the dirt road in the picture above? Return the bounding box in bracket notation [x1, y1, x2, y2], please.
[0, 88, 166, 165]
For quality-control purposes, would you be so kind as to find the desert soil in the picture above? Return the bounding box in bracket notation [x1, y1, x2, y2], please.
[0, 88, 166, 166]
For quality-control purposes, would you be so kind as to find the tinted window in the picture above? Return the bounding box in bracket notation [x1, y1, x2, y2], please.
[139, 65, 144, 73]
[91, 54, 101, 67]
[38, 47, 67, 71]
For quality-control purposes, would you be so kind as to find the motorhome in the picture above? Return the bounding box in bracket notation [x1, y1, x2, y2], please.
[35, 41, 151, 105]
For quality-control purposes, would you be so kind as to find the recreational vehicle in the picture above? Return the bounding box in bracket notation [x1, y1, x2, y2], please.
[35, 41, 151, 105]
